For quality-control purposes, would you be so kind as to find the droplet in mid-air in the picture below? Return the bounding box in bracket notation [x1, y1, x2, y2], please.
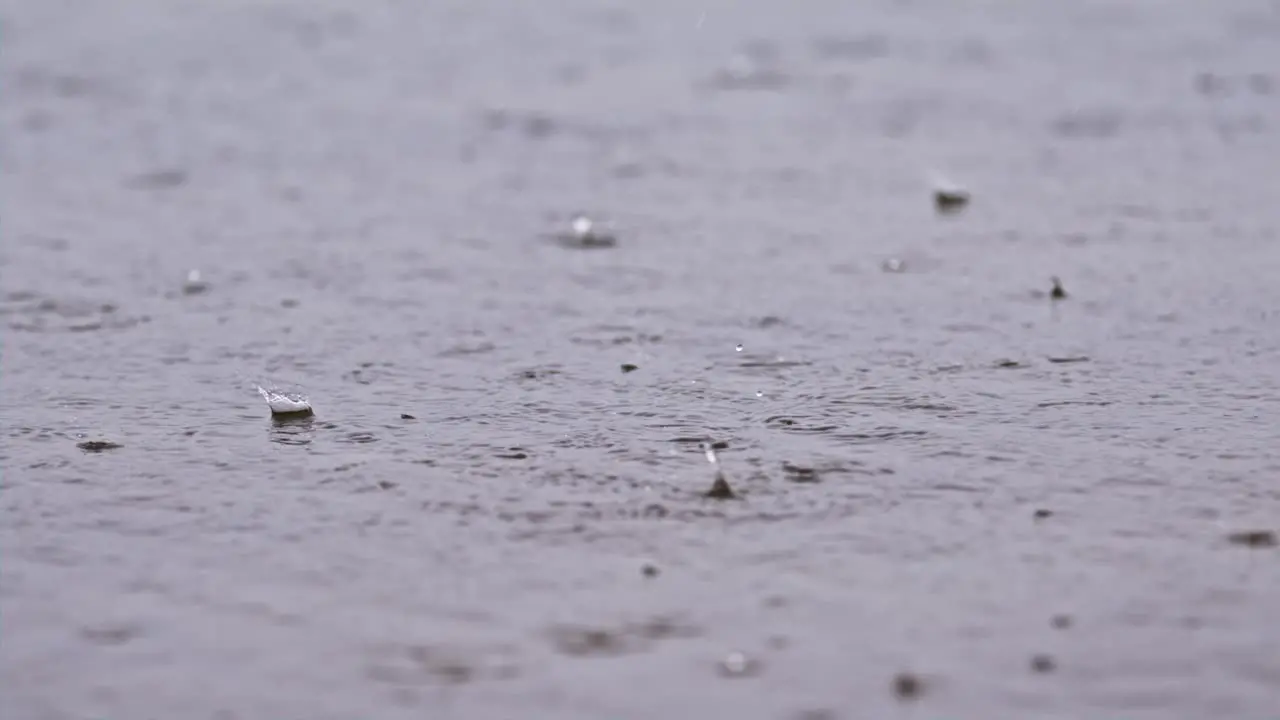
[571, 214, 593, 238]
[756, 390, 764, 398]
[701, 442, 719, 466]
[182, 269, 209, 295]
[554, 213, 617, 249]
[735, 344, 744, 352]
[717, 651, 760, 678]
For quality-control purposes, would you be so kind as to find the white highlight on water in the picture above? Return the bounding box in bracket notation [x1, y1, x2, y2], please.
[257, 386, 312, 415]
[721, 651, 750, 675]
[571, 215, 594, 237]
[701, 442, 719, 466]
[182, 269, 209, 294]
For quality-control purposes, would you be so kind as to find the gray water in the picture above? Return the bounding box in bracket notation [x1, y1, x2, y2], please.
[3, 1, 1279, 718]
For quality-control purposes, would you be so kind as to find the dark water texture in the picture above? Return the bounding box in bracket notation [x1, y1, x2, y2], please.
[3, 1, 1280, 718]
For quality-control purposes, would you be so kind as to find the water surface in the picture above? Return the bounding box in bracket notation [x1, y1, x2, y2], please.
[3, 1, 1279, 718]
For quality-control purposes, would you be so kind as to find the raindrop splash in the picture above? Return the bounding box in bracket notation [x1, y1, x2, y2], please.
[182, 269, 209, 295]
[256, 386, 313, 417]
[554, 213, 617, 249]
[701, 441, 719, 466]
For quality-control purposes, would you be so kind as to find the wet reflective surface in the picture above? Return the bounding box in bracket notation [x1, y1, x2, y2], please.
[3, 1, 1279, 718]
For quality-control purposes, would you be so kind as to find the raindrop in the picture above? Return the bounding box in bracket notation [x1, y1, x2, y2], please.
[929, 171, 970, 214]
[553, 213, 617, 249]
[755, 391, 764, 398]
[571, 214, 593, 237]
[1050, 276, 1068, 300]
[717, 651, 760, 677]
[257, 386, 313, 417]
[735, 344, 744, 352]
[182, 269, 209, 295]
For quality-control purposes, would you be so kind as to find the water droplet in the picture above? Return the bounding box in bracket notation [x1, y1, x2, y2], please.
[756, 391, 764, 398]
[881, 257, 906, 273]
[182, 269, 209, 295]
[735, 344, 744, 352]
[717, 651, 760, 678]
[571, 214, 593, 237]
[701, 442, 719, 465]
